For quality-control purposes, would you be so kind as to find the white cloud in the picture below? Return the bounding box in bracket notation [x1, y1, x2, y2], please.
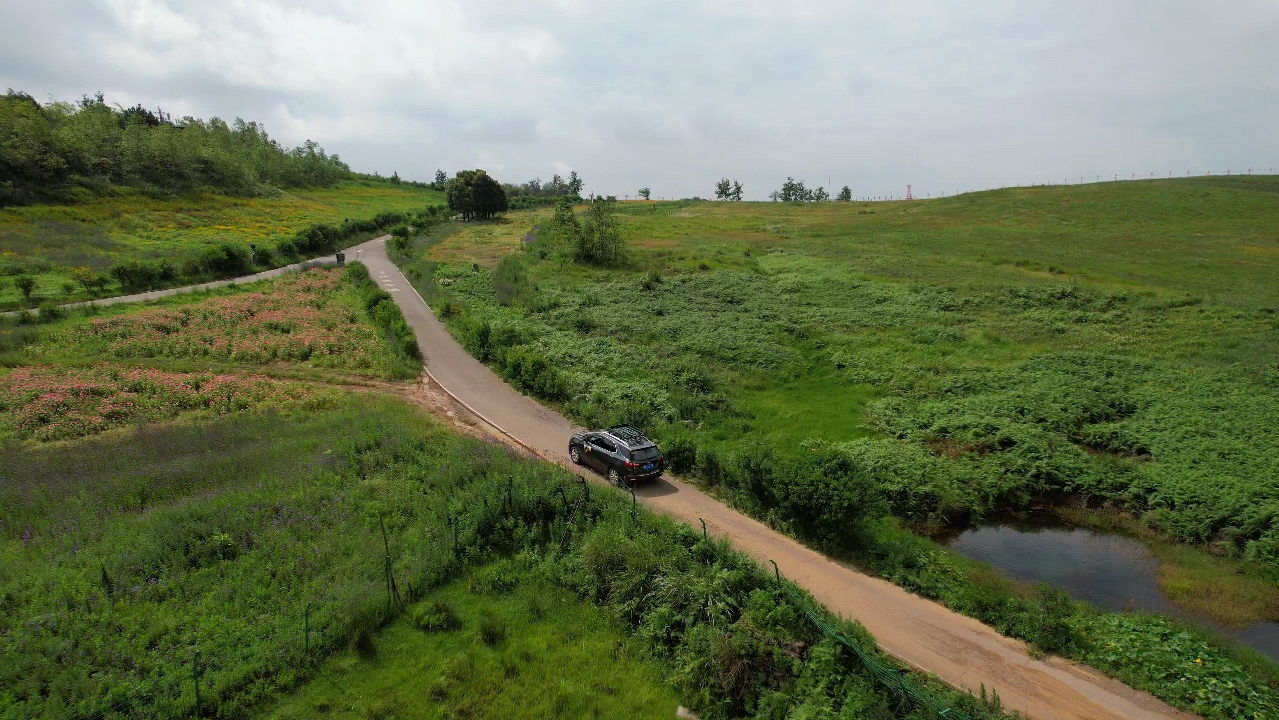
[2, 0, 1277, 198]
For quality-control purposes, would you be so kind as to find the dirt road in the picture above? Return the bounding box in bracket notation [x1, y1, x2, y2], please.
[351, 236, 1194, 720]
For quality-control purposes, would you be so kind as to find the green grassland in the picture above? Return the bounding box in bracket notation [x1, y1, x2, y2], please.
[0, 180, 442, 306]
[0, 391, 1016, 720]
[387, 178, 1279, 713]
[263, 568, 682, 720]
[404, 178, 1279, 577]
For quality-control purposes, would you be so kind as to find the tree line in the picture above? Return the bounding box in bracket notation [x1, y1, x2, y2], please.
[706, 178, 856, 202]
[0, 90, 351, 205]
[767, 177, 855, 202]
[444, 168, 591, 218]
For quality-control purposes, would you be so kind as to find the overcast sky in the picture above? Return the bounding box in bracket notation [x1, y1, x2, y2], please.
[3, 0, 1278, 199]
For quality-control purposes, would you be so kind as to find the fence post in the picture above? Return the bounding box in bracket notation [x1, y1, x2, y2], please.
[578, 476, 589, 503]
[558, 485, 569, 515]
[304, 602, 312, 655]
[770, 559, 780, 584]
[378, 513, 399, 612]
[507, 475, 514, 513]
[699, 517, 707, 542]
[629, 486, 636, 517]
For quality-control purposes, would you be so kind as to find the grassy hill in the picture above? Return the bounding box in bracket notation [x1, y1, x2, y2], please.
[0, 394, 1005, 720]
[0, 262, 1011, 720]
[410, 178, 1279, 575]
[388, 177, 1279, 716]
[0, 179, 442, 308]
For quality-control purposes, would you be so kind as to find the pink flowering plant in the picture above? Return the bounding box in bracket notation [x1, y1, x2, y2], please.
[0, 364, 336, 442]
[28, 268, 413, 378]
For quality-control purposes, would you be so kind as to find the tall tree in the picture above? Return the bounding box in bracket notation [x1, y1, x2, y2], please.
[446, 169, 508, 220]
[638, 187, 651, 200]
[836, 185, 852, 202]
[573, 197, 625, 265]
[567, 171, 584, 196]
[715, 178, 732, 200]
[731, 180, 743, 201]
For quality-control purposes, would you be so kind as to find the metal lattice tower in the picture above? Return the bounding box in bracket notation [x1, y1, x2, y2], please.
[906, 184, 913, 200]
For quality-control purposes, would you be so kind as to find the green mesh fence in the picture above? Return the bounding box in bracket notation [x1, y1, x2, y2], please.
[776, 566, 974, 719]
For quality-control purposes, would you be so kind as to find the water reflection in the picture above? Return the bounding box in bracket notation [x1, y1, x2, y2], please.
[946, 521, 1279, 663]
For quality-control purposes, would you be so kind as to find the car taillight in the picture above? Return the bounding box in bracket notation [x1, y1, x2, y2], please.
[625, 461, 637, 468]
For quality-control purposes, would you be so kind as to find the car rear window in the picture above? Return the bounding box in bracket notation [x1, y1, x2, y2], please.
[630, 446, 661, 462]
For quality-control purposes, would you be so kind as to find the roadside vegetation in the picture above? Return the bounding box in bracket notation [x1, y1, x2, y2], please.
[0, 393, 1011, 720]
[392, 176, 1279, 718]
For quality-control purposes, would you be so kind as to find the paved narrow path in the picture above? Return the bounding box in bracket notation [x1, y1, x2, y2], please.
[350, 236, 1194, 720]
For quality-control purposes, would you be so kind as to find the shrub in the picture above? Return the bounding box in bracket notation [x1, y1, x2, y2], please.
[411, 600, 461, 632]
[389, 224, 412, 252]
[642, 268, 663, 291]
[71, 267, 109, 295]
[469, 561, 520, 595]
[497, 347, 568, 401]
[351, 627, 377, 658]
[198, 242, 252, 278]
[109, 258, 176, 292]
[35, 300, 63, 324]
[477, 613, 506, 646]
[574, 197, 626, 266]
[15, 274, 36, 299]
[493, 255, 528, 306]
[773, 440, 886, 545]
[662, 433, 698, 474]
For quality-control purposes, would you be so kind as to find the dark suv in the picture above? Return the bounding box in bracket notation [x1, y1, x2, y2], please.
[569, 426, 665, 487]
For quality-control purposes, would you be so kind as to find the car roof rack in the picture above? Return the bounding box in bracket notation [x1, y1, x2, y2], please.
[605, 425, 651, 446]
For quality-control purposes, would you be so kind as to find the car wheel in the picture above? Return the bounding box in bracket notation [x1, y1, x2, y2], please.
[570, 446, 582, 464]
[608, 468, 622, 487]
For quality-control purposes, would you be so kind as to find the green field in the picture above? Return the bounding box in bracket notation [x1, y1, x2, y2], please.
[263, 566, 683, 720]
[0, 180, 442, 306]
[0, 388, 1018, 720]
[387, 178, 1279, 715]
[0, 261, 1004, 719]
[406, 178, 1279, 579]
[4, 178, 1278, 719]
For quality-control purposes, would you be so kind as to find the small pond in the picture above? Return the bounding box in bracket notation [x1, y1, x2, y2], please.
[946, 521, 1279, 664]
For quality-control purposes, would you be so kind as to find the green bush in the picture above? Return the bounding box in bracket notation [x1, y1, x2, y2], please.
[493, 255, 529, 306]
[574, 197, 626, 266]
[477, 613, 507, 646]
[109, 258, 177, 291]
[410, 600, 461, 633]
[35, 300, 63, 324]
[344, 261, 420, 366]
[198, 242, 252, 278]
